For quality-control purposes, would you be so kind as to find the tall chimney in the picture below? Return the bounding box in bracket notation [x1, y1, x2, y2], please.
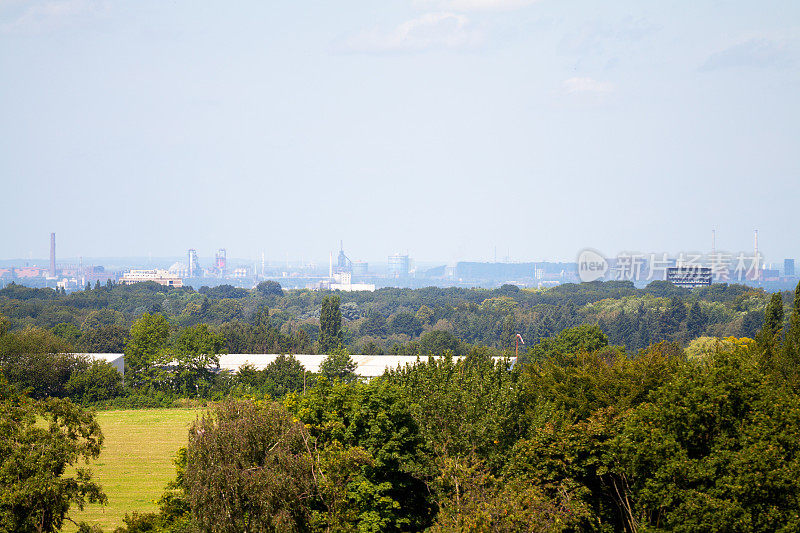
[754, 230, 760, 281]
[711, 229, 716, 255]
[49, 233, 56, 277]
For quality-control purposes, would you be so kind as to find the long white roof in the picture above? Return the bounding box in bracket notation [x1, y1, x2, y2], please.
[71, 353, 515, 379]
[219, 354, 515, 378]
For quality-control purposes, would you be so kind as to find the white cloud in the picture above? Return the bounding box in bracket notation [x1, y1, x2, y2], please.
[342, 12, 482, 53]
[700, 38, 796, 71]
[1, 0, 106, 33]
[562, 77, 614, 95]
[414, 0, 540, 11]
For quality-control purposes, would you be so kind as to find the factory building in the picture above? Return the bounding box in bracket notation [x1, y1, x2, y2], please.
[388, 253, 410, 277]
[120, 269, 183, 287]
[352, 260, 368, 276]
[666, 266, 712, 288]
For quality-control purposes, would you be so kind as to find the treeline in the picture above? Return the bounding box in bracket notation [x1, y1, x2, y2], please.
[116, 282, 800, 531]
[3, 284, 800, 531]
[0, 311, 354, 408]
[0, 279, 777, 355]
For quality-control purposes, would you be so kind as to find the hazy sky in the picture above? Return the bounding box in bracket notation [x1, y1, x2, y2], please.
[1, 0, 798, 265]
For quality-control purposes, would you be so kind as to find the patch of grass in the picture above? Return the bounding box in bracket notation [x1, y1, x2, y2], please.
[66, 408, 202, 532]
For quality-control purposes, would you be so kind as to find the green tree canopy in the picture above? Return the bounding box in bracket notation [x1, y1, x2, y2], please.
[125, 312, 170, 390]
[0, 375, 106, 532]
[319, 295, 342, 354]
[319, 345, 356, 383]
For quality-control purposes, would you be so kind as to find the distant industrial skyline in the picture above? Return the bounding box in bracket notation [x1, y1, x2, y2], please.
[1, 231, 796, 269]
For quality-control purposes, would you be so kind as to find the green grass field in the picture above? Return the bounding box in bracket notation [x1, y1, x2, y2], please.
[66, 408, 203, 532]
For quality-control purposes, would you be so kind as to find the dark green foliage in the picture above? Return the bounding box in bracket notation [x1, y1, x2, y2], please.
[0, 280, 779, 355]
[80, 324, 130, 353]
[167, 324, 225, 396]
[125, 312, 170, 390]
[763, 291, 785, 339]
[52, 322, 82, 344]
[235, 355, 306, 397]
[198, 284, 249, 299]
[256, 280, 284, 297]
[388, 311, 422, 336]
[360, 312, 388, 337]
[0, 326, 82, 398]
[521, 323, 608, 365]
[66, 360, 124, 404]
[288, 379, 435, 532]
[607, 349, 800, 531]
[318, 295, 342, 353]
[319, 345, 356, 383]
[419, 329, 460, 355]
[0, 375, 106, 532]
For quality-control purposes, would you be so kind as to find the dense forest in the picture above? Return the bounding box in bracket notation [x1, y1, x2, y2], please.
[2, 281, 800, 532]
[0, 279, 776, 356]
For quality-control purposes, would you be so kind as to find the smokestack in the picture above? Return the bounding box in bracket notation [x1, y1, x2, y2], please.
[329, 251, 333, 279]
[754, 230, 760, 281]
[49, 233, 56, 277]
[711, 229, 716, 255]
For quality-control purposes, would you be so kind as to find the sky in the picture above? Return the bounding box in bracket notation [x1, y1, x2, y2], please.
[1, 0, 798, 266]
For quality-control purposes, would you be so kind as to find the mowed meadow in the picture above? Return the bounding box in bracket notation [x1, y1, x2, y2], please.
[66, 409, 203, 532]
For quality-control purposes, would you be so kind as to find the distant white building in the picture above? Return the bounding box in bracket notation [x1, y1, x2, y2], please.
[120, 269, 183, 287]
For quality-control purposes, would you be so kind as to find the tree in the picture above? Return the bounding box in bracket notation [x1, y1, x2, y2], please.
[184, 400, 315, 532]
[125, 313, 170, 390]
[287, 378, 436, 531]
[319, 296, 342, 353]
[319, 345, 357, 383]
[0, 326, 82, 399]
[415, 305, 435, 326]
[80, 324, 130, 353]
[388, 312, 422, 337]
[763, 291, 785, 340]
[262, 354, 305, 396]
[0, 375, 106, 532]
[199, 285, 249, 299]
[610, 348, 800, 532]
[521, 324, 608, 365]
[0, 314, 10, 337]
[419, 329, 459, 355]
[256, 280, 284, 297]
[360, 312, 388, 337]
[169, 324, 225, 396]
[65, 360, 123, 404]
[785, 281, 800, 369]
[51, 323, 82, 345]
[686, 301, 707, 339]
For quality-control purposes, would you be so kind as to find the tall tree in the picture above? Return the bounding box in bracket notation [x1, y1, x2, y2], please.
[169, 324, 225, 396]
[786, 282, 800, 355]
[762, 292, 785, 340]
[125, 313, 170, 390]
[0, 375, 106, 532]
[319, 295, 342, 354]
